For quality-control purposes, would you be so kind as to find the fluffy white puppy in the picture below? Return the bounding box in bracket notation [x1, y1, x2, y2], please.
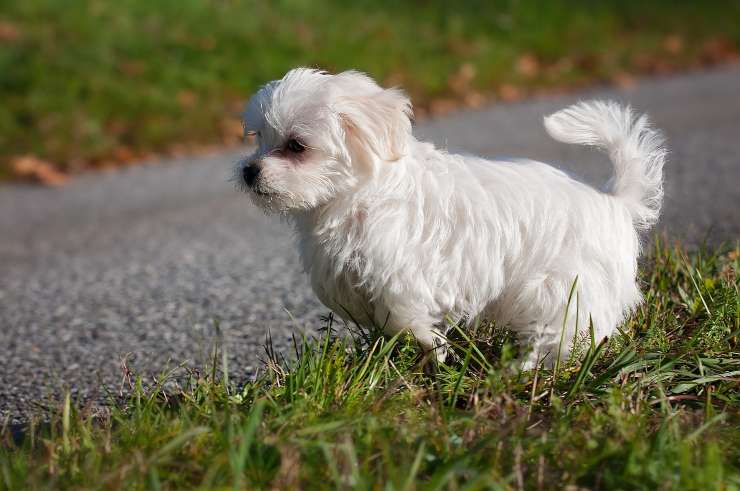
[236, 68, 665, 368]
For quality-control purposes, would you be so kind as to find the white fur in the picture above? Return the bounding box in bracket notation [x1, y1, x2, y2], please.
[236, 68, 666, 368]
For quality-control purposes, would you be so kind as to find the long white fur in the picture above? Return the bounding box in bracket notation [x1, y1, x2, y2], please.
[237, 68, 666, 367]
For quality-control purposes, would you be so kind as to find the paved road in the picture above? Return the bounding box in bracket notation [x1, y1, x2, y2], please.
[1, 67, 739, 422]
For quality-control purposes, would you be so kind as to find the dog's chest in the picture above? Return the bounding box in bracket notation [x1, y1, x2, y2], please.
[299, 228, 375, 325]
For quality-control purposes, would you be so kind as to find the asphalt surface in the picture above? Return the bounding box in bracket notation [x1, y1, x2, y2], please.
[1, 67, 739, 422]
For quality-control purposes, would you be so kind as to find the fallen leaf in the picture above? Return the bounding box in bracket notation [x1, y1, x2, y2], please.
[663, 35, 684, 55]
[612, 72, 637, 89]
[11, 155, 68, 186]
[463, 91, 485, 109]
[177, 90, 198, 108]
[516, 54, 539, 78]
[113, 146, 136, 162]
[0, 20, 20, 42]
[498, 84, 522, 102]
[97, 160, 118, 170]
[221, 118, 244, 145]
[701, 37, 739, 63]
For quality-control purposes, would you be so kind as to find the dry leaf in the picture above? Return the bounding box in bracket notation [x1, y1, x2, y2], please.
[701, 37, 738, 63]
[221, 118, 244, 145]
[498, 84, 522, 102]
[0, 20, 20, 42]
[612, 72, 637, 89]
[463, 91, 485, 109]
[97, 160, 118, 170]
[176, 90, 198, 108]
[113, 146, 136, 162]
[516, 54, 539, 78]
[663, 35, 684, 55]
[11, 155, 68, 186]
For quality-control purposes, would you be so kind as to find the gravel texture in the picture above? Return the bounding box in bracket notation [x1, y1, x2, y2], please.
[1, 67, 739, 422]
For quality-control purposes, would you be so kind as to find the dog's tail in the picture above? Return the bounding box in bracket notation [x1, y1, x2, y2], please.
[544, 100, 666, 231]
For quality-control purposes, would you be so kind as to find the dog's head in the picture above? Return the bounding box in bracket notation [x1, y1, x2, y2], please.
[236, 68, 413, 212]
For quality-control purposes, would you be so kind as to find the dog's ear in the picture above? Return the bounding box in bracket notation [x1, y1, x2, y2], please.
[332, 71, 413, 165]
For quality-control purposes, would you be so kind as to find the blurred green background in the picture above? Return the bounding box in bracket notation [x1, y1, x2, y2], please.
[1, 0, 739, 181]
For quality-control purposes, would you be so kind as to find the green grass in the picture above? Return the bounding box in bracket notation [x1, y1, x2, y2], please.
[2, 0, 740, 178]
[1, 241, 738, 489]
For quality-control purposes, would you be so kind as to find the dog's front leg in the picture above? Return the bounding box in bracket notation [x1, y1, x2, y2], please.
[414, 326, 449, 363]
[373, 301, 449, 363]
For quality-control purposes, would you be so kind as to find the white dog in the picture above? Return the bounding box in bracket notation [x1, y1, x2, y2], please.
[236, 68, 665, 368]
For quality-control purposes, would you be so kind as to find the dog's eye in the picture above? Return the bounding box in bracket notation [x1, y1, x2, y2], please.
[285, 139, 305, 153]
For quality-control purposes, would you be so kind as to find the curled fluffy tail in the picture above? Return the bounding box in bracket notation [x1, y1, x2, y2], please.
[544, 100, 666, 231]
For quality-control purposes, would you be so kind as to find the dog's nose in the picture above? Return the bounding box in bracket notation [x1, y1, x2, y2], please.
[243, 164, 260, 187]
